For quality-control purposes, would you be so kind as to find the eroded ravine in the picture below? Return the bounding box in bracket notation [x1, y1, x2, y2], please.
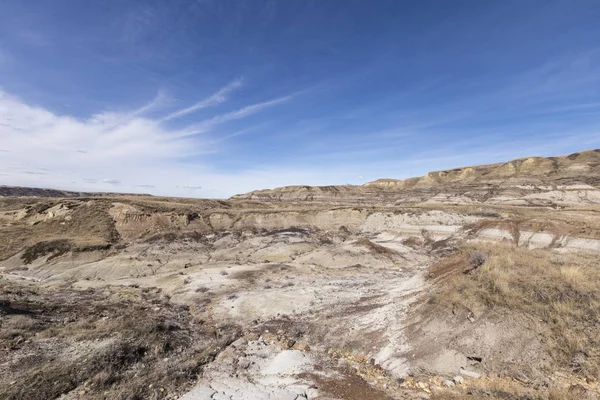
[2, 197, 600, 399]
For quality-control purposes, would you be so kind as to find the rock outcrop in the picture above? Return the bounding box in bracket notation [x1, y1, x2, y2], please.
[232, 149, 600, 206]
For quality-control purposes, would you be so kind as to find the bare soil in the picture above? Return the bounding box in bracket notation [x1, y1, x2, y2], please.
[1, 158, 600, 400]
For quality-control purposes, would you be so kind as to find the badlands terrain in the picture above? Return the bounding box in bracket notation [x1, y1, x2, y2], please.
[1, 150, 600, 400]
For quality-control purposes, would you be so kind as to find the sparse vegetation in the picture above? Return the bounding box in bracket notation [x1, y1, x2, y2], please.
[0, 280, 232, 400]
[429, 243, 600, 379]
[430, 377, 585, 400]
[468, 251, 487, 268]
[0, 198, 118, 262]
[21, 239, 72, 264]
[21, 239, 112, 264]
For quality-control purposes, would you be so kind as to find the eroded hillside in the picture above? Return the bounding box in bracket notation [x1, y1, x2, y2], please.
[1, 151, 600, 399]
[233, 149, 600, 206]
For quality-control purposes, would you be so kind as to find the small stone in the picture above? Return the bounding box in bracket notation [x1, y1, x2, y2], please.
[586, 375, 597, 385]
[460, 368, 481, 379]
[305, 388, 319, 399]
[337, 358, 350, 368]
[453, 376, 464, 384]
[444, 380, 455, 387]
[238, 359, 251, 369]
[231, 337, 248, 348]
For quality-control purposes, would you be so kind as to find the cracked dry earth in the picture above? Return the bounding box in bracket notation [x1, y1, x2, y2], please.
[1, 195, 600, 399]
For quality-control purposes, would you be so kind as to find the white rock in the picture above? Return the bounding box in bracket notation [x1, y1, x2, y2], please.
[261, 350, 309, 375]
[460, 368, 481, 379]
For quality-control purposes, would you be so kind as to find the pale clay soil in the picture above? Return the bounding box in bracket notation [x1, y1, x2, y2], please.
[1, 198, 600, 399]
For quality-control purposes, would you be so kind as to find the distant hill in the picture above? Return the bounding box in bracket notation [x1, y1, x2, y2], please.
[0, 186, 151, 198]
[362, 149, 600, 189]
[231, 149, 600, 206]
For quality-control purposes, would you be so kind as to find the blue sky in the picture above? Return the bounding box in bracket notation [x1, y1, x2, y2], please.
[1, 0, 600, 197]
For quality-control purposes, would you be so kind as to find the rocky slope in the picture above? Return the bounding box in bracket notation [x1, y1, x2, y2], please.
[232, 149, 600, 206]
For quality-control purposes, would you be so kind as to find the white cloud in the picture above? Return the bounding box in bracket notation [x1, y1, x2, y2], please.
[0, 87, 317, 198]
[159, 78, 243, 122]
[3, 81, 594, 199]
[173, 93, 295, 138]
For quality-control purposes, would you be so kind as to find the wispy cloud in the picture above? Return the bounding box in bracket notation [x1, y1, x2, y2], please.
[216, 123, 272, 142]
[159, 78, 243, 122]
[23, 171, 47, 176]
[0, 86, 303, 196]
[175, 93, 295, 138]
[208, 94, 293, 124]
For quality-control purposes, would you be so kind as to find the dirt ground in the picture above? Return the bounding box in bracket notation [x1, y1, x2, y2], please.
[1, 194, 599, 399]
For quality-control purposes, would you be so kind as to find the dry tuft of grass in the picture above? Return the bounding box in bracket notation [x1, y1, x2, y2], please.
[430, 242, 600, 379]
[430, 377, 588, 400]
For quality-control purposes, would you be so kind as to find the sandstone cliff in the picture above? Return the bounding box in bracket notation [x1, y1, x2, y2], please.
[231, 149, 600, 206]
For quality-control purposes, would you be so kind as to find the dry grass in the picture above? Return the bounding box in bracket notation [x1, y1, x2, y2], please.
[0, 198, 119, 261]
[20, 239, 112, 264]
[430, 377, 588, 400]
[430, 242, 600, 379]
[0, 280, 236, 400]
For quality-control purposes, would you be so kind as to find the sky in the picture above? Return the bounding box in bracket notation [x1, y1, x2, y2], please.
[1, 0, 600, 198]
